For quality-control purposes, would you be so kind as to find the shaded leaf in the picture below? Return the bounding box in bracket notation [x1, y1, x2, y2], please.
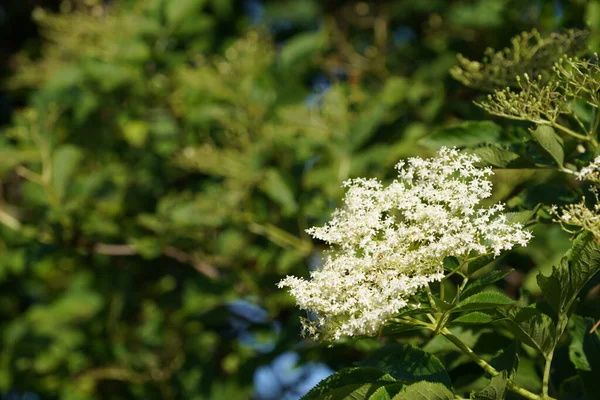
[538, 231, 600, 316]
[472, 371, 508, 400]
[568, 315, 600, 398]
[302, 368, 395, 400]
[462, 269, 514, 299]
[467, 254, 496, 275]
[420, 121, 503, 149]
[359, 344, 452, 389]
[502, 307, 556, 358]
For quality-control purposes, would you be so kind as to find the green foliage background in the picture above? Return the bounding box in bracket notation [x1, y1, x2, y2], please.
[1, 0, 599, 399]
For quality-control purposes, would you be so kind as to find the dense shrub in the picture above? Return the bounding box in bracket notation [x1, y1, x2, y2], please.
[1, 0, 599, 399]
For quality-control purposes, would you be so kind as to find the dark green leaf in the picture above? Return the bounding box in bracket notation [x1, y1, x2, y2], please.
[489, 341, 519, 376]
[467, 254, 496, 275]
[568, 315, 600, 398]
[302, 368, 396, 400]
[471, 371, 508, 400]
[470, 146, 524, 168]
[537, 231, 600, 316]
[462, 269, 514, 299]
[502, 307, 556, 358]
[359, 344, 452, 389]
[420, 121, 503, 149]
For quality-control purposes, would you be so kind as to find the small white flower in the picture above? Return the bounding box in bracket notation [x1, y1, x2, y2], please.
[576, 156, 600, 182]
[279, 148, 532, 340]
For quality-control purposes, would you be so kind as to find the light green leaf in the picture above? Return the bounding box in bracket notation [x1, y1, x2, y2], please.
[166, 0, 206, 26]
[368, 384, 406, 400]
[359, 344, 452, 389]
[51, 144, 84, 203]
[505, 207, 538, 225]
[530, 125, 564, 166]
[278, 31, 327, 74]
[453, 292, 514, 313]
[391, 381, 454, 400]
[451, 312, 495, 325]
[260, 168, 298, 215]
[368, 386, 393, 400]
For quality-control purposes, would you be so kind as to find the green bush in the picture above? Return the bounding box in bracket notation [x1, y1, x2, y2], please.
[1, 0, 599, 399]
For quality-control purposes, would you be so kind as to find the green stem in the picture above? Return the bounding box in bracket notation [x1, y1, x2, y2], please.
[542, 314, 568, 399]
[589, 107, 600, 148]
[550, 122, 591, 143]
[441, 328, 546, 400]
[542, 350, 553, 400]
[443, 260, 468, 280]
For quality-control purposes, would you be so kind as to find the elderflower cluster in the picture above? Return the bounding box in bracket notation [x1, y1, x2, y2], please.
[278, 148, 532, 340]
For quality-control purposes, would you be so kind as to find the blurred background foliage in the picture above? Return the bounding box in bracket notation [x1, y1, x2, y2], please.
[1, 0, 600, 399]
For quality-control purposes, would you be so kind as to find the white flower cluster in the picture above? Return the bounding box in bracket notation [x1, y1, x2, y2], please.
[576, 155, 600, 182]
[278, 148, 532, 340]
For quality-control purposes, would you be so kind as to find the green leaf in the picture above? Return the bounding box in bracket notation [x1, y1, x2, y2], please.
[471, 371, 508, 400]
[470, 145, 522, 168]
[537, 231, 600, 316]
[391, 381, 454, 400]
[278, 31, 327, 74]
[568, 315, 600, 398]
[462, 269, 514, 299]
[453, 292, 515, 313]
[260, 168, 298, 215]
[505, 207, 538, 225]
[166, 0, 206, 26]
[558, 375, 585, 400]
[451, 312, 495, 325]
[420, 121, 502, 149]
[368, 384, 406, 400]
[51, 144, 84, 203]
[368, 386, 392, 400]
[530, 125, 564, 167]
[359, 344, 452, 389]
[302, 368, 396, 400]
[489, 341, 519, 376]
[467, 254, 496, 275]
[502, 307, 556, 358]
[311, 383, 379, 400]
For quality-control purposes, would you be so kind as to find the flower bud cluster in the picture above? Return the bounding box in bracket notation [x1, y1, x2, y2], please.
[279, 148, 532, 340]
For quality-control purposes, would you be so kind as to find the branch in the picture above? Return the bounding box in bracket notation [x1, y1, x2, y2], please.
[92, 243, 219, 279]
